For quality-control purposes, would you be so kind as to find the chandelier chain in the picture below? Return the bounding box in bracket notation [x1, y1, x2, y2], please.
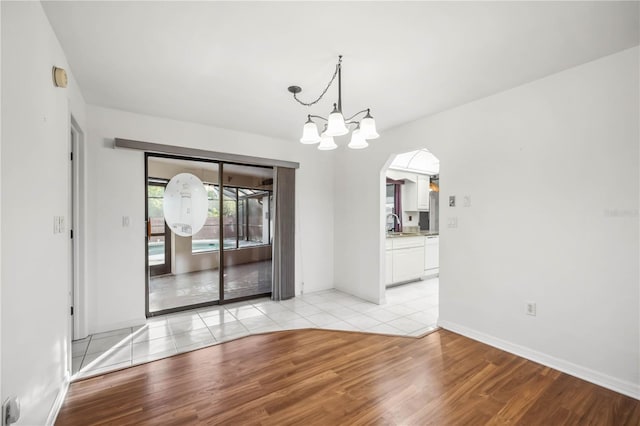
[292, 57, 342, 107]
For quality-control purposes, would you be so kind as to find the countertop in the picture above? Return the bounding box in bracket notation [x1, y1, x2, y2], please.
[386, 231, 439, 239]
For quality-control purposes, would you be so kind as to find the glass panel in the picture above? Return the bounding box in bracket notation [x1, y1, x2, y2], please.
[223, 187, 238, 249]
[147, 156, 220, 313]
[148, 235, 165, 266]
[385, 183, 395, 215]
[148, 183, 169, 275]
[222, 164, 273, 301]
[192, 183, 220, 253]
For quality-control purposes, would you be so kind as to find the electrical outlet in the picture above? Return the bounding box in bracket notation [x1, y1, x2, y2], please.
[122, 216, 130, 227]
[526, 301, 537, 316]
[447, 217, 458, 228]
[2, 396, 21, 425]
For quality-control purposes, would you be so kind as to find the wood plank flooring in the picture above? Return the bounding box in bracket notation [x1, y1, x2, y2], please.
[56, 329, 639, 425]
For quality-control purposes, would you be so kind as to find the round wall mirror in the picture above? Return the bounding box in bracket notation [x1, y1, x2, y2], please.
[163, 173, 208, 237]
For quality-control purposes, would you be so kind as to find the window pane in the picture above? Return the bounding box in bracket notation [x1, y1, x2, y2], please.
[223, 188, 237, 249]
[148, 184, 165, 233]
[148, 236, 165, 265]
[247, 197, 265, 244]
[192, 183, 220, 253]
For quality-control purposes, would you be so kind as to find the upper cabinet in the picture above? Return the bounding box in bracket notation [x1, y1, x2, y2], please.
[388, 171, 431, 212]
[401, 180, 418, 211]
[417, 175, 430, 211]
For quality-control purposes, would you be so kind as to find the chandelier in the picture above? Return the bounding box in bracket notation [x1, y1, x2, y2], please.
[287, 56, 379, 150]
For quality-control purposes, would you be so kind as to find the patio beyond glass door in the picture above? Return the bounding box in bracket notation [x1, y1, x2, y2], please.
[222, 164, 273, 301]
[146, 156, 220, 314]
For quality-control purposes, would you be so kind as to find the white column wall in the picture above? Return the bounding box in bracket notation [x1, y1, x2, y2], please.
[85, 105, 334, 333]
[334, 47, 639, 397]
[1, 2, 87, 424]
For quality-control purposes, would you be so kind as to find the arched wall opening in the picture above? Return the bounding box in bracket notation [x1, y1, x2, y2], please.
[378, 148, 440, 330]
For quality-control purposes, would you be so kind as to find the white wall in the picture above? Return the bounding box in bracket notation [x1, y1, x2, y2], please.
[334, 47, 639, 397]
[0, 0, 3, 412]
[86, 105, 334, 333]
[1, 2, 86, 424]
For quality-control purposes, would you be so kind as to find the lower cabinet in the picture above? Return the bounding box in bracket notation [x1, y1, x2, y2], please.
[392, 246, 424, 283]
[424, 236, 439, 273]
[387, 236, 424, 285]
[385, 250, 393, 285]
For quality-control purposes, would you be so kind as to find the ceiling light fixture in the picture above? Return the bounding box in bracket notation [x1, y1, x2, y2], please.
[288, 55, 379, 150]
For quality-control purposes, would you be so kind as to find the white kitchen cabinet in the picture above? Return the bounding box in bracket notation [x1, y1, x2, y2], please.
[424, 236, 439, 272]
[390, 236, 424, 284]
[385, 250, 393, 285]
[401, 180, 417, 211]
[417, 175, 430, 211]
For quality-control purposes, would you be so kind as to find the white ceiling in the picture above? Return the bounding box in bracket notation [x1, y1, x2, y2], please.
[42, 1, 639, 142]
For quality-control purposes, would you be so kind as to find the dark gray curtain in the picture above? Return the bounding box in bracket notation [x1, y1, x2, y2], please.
[272, 167, 295, 300]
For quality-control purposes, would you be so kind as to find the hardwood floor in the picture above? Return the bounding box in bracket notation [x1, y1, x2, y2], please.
[56, 329, 639, 425]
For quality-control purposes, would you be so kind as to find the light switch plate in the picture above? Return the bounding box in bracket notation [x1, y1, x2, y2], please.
[526, 301, 537, 316]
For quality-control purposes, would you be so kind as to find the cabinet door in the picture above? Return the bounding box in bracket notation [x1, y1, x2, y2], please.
[417, 175, 430, 211]
[385, 250, 393, 285]
[392, 246, 425, 283]
[402, 180, 418, 211]
[425, 236, 439, 270]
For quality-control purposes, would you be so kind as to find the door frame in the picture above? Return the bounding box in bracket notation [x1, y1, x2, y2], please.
[70, 116, 87, 341]
[147, 179, 172, 276]
[144, 153, 273, 317]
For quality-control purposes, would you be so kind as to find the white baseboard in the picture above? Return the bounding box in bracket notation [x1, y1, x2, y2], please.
[46, 375, 70, 426]
[438, 320, 640, 400]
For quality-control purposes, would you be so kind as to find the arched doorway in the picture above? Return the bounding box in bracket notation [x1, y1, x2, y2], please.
[382, 148, 440, 331]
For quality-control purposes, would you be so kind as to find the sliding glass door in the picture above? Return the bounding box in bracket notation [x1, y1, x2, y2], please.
[146, 156, 221, 314]
[222, 164, 273, 301]
[145, 155, 273, 316]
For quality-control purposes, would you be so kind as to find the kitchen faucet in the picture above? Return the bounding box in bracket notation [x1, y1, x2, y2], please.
[386, 213, 401, 232]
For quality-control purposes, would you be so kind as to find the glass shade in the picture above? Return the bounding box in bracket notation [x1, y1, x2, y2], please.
[163, 173, 209, 237]
[300, 120, 321, 144]
[348, 129, 369, 149]
[318, 133, 338, 150]
[360, 115, 380, 139]
[326, 110, 349, 137]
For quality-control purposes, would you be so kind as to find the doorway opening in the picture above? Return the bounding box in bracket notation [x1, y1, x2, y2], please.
[145, 154, 274, 316]
[383, 148, 440, 326]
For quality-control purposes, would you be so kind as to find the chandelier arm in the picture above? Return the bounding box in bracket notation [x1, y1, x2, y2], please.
[344, 108, 370, 122]
[291, 57, 342, 107]
[309, 114, 328, 122]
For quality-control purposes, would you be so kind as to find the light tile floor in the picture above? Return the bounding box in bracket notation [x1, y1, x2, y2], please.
[72, 278, 438, 380]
